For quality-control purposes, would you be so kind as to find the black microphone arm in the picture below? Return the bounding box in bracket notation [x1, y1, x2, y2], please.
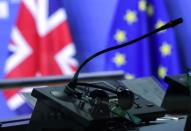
[67, 18, 183, 90]
[51, 18, 183, 99]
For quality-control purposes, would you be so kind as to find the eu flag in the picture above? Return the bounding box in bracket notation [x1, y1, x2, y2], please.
[105, 0, 181, 85]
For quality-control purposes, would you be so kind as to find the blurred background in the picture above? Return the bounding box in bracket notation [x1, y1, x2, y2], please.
[0, 0, 191, 119]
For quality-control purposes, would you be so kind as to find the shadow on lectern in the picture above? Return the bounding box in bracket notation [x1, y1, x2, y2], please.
[162, 74, 191, 131]
[162, 74, 191, 113]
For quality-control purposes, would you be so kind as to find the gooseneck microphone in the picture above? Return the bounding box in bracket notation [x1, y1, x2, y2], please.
[51, 18, 183, 99]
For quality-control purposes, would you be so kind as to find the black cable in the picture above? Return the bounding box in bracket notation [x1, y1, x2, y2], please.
[76, 82, 117, 94]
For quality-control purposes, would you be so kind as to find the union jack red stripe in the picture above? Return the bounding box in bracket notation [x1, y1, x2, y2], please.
[3, 0, 78, 113]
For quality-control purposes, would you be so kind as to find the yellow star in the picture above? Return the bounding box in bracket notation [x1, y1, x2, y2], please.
[147, 4, 154, 16]
[124, 10, 137, 24]
[160, 42, 172, 56]
[113, 53, 126, 67]
[126, 73, 135, 80]
[158, 66, 167, 78]
[155, 20, 166, 33]
[139, 0, 147, 11]
[114, 30, 127, 43]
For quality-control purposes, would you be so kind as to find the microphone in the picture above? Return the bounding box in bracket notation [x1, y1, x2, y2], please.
[51, 17, 183, 99]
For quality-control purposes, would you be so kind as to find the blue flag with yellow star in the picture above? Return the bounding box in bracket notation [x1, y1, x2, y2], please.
[105, 0, 181, 86]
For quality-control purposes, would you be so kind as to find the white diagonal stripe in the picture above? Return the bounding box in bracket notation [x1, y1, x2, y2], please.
[47, 8, 67, 34]
[7, 93, 25, 110]
[5, 27, 33, 73]
[37, 0, 66, 37]
[55, 44, 78, 75]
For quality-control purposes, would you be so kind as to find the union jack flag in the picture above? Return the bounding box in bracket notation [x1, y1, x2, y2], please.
[3, 0, 78, 115]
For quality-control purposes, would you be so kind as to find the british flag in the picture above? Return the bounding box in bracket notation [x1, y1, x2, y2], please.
[3, 0, 78, 114]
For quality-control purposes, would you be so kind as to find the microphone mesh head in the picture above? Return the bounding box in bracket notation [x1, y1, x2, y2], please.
[170, 18, 183, 27]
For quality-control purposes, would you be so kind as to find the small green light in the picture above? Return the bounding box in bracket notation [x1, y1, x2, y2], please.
[109, 104, 141, 124]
